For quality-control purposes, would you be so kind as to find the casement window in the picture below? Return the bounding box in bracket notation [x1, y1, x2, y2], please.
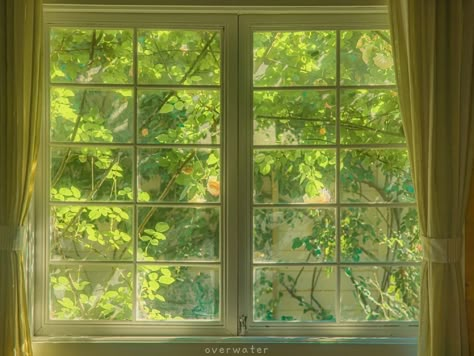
[34, 7, 420, 338]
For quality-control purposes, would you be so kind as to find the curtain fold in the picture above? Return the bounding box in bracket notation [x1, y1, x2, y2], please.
[388, 1, 474, 356]
[467, 170, 474, 352]
[0, 0, 43, 355]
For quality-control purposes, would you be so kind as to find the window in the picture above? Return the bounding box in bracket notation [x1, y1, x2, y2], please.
[35, 8, 420, 338]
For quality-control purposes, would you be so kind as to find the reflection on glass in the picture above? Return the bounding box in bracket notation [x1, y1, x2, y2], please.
[254, 90, 336, 145]
[253, 149, 336, 204]
[340, 266, 420, 321]
[50, 205, 133, 261]
[138, 30, 220, 85]
[253, 31, 336, 87]
[253, 208, 335, 263]
[137, 265, 220, 320]
[50, 28, 133, 84]
[50, 88, 133, 143]
[340, 30, 395, 85]
[138, 207, 220, 261]
[138, 148, 221, 203]
[340, 149, 415, 203]
[340, 207, 420, 263]
[254, 266, 336, 321]
[138, 89, 220, 144]
[49, 264, 133, 320]
[340, 89, 403, 144]
[50, 147, 133, 202]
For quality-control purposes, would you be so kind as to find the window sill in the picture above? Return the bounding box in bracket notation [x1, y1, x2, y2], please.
[32, 337, 418, 356]
[33, 335, 417, 344]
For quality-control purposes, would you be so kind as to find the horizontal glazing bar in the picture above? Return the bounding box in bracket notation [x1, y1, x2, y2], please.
[50, 143, 222, 149]
[252, 202, 416, 208]
[253, 84, 397, 91]
[253, 144, 407, 150]
[50, 83, 221, 90]
[50, 83, 134, 89]
[252, 262, 421, 267]
[135, 202, 222, 208]
[49, 201, 222, 208]
[136, 84, 222, 90]
[44, 320, 224, 326]
[49, 261, 222, 266]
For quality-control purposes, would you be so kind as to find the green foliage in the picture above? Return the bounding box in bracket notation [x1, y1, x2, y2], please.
[48, 27, 419, 325]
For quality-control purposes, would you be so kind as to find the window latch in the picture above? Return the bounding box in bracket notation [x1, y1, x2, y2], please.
[239, 314, 247, 336]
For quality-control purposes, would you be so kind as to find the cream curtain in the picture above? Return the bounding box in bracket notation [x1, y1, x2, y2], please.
[0, 0, 43, 355]
[388, 1, 474, 356]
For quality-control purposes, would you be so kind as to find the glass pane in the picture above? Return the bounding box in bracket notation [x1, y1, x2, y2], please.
[340, 30, 395, 85]
[341, 207, 421, 263]
[340, 266, 420, 321]
[49, 264, 133, 320]
[340, 149, 415, 203]
[50, 88, 133, 143]
[50, 28, 133, 84]
[138, 148, 220, 203]
[253, 149, 336, 204]
[138, 89, 220, 144]
[50, 205, 133, 261]
[253, 208, 335, 263]
[138, 207, 220, 261]
[254, 90, 336, 145]
[254, 266, 336, 321]
[50, 147, 133, 202]
[253, 31, 336, 87]
[138, 265, 220, 320]
[340, 89, 403, 144]
[138, 30, 220, 85]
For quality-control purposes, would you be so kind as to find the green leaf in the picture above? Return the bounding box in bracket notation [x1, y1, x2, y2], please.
[174, 101, 184, 110]
[159, 103, 174, 114]
[71, 186, 81, 199]
[59, 187, 72, 196]
[88, 209, 101, 220]
[155, 232, 166, 240]
[305, 182, 318, 197]
[149, 280, 160, 291]
[155, 294, 166, 302]
[58, 297, 75, 308]
[155, 222, 170, 233]
[158, 275, 175, 285]
[206, 153, 219, 166]
[291, 238, 303, 249]
[80, 294, 89, 304]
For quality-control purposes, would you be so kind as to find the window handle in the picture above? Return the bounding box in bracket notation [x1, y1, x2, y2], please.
[239, 314, 247, 336]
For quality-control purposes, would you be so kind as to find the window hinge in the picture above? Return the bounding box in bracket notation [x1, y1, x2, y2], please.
[239, 314, 248, 336]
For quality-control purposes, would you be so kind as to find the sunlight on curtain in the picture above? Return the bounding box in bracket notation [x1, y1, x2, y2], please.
[467, 172, 474, 352]
[388, 1, 474, 356]
[0, 0, 43, 355]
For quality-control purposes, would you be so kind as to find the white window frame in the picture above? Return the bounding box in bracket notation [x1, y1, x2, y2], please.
[35, 10, 239, 337]
[238, 13, 418, 338]
[33, 4, 419, 347]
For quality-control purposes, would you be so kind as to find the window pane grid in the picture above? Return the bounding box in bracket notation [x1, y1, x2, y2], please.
[48, 26, 224, 323]
[251, 29, 419, 324]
